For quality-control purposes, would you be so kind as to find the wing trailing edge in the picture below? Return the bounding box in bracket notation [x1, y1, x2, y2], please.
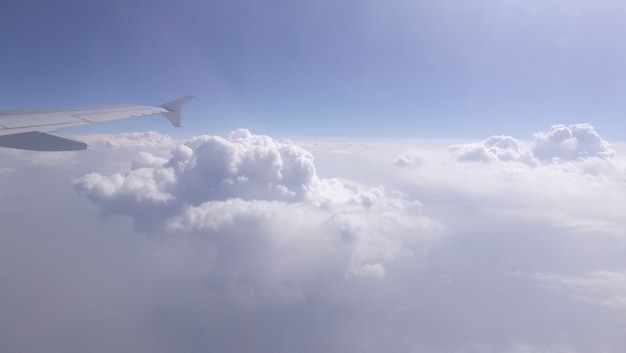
[0, 96, 193, 151]
[0, 131, 87, 151]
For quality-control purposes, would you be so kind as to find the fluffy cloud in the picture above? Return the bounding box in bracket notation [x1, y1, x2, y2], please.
[448, 124, 616, 169]
[450, 135, 535, 165]
[75, 129, 442, 306]
[3, 126, 626, 353]
[532, 123, 615, 161]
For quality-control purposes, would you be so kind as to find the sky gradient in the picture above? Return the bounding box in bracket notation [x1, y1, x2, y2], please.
[3, 2, 626, 352]
[2, 0, 626, 139]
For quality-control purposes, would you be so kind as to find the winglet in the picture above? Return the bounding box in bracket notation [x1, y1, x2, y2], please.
[159, 96, 193, 127]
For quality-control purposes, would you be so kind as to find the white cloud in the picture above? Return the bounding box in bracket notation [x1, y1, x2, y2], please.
[394, 153, 423, 168]
[535, 270, 626, 309]
[74, 129, 443, 306]
[448, 124, 617, 173]
[532, 123, 615, 161]
[449, 135, 535, 165]
[81, 131, 176, 149]
[165, 129, 319, 204]
[3, 126, 626, 352]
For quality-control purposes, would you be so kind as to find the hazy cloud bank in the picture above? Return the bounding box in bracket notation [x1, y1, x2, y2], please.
[2, 124, 626, 353]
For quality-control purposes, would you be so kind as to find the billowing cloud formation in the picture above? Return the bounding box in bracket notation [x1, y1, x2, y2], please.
[3, 126, 626, 353]
[75, 129, 441, 305]
[532, 123, 615, 161]
[448, 124, 616, 172]
[449, 135, 535, 165]
[168, 129, 319, 204]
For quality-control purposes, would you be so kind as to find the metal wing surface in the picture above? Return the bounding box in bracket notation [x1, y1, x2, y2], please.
[0, 96, 192, 151]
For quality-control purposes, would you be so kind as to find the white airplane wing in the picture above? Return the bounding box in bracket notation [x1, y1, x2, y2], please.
[0, 96, 193, 151]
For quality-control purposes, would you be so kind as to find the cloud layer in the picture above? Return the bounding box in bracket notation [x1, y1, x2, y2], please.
[2, 124, 626, 353]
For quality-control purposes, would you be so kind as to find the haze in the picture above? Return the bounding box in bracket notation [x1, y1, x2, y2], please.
[2, 1, 626, 352]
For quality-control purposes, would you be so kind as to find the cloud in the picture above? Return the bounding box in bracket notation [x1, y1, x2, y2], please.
[448, 124, 617, 171]
[394, 153, 423, 168]
[75, 129, 443, 306]
[81, 131, 176, 149]
[3, 127, 626, 352]
[74, 129, 318, 230]
[449, 135, 535, 165]
[532, 123, 615, 161]
[535, 270, 626, 309]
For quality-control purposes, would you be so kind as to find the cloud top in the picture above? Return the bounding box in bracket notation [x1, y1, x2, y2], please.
[532, 123, 615, 161]
[448, 123, 616, 168]
[168, 129, 319, 204]
[450, 135, 535, 165]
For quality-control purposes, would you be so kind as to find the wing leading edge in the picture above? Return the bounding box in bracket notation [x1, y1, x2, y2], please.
[0, 96, 193, 151]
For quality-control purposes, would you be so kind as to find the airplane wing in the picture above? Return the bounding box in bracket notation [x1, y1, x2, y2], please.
[0, 96, 193, 151]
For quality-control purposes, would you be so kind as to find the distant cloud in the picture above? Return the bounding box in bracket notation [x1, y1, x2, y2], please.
[81, 131, 176, 149]
[394, 153, 423, 168]
[532, 123, 615, 161]
[447, 124, 618, 178]
[449, 135, 535, 165]
[535, 270, 626, 309]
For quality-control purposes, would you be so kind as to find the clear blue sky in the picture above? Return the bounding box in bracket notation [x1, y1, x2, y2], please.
[2, 0, 626, 139]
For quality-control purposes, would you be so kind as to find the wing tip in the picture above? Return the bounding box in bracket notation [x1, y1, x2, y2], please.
[159, 96, 194, 127]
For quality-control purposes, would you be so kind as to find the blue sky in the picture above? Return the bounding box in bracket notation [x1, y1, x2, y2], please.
[2, 0, 626, 139]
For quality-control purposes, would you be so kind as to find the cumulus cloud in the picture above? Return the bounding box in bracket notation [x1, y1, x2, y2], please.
[448, 124, 617, 170]
[75, 129, 442, 306]
[449, 135, 535, 165]
[4, 126, 626, 353]
[532, 123, 615, 161]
